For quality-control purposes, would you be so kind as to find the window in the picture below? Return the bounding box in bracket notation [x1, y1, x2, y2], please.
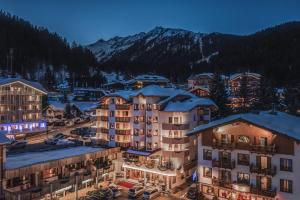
[237, 135, 250, 143]
[259, 137, 267, 146]
[203, 149, 212, 160]
[110, 111, 114, 117]
[174, 117, 179, 124]
[280, 158, 293, 172]
[237, 172, 250, 185]
[109, 123, 114, 129]
[203, 167, 212, 178]
[134, 104, 139, 110]
[280, 179, 293, 193]
[168, 117, 172, 123]
[237, 153, 250, 166]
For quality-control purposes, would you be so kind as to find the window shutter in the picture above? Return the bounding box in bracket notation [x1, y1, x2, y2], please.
[267, 157, 271, 169]
[256, 176, 261, 189]
[256, 156, 261, 168]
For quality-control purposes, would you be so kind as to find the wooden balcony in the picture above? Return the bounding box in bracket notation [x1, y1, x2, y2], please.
[213, 140, 277, 154]
[250, 164, 277, 176]
[100, 116, 108, 121]
[162, 123, 189, 130]
[212, 159, 236, 169]
[250, 185, 277, 198]
[115, 104, 130, 110]
[212, 141, 235, 150]
[100, 104, 109, 109]
[212, 178, 232, 189]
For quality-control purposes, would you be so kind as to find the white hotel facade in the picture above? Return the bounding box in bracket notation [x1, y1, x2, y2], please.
[95, 85, 216, 189]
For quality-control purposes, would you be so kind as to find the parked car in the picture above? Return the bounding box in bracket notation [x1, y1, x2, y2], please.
[44, 133, 65, 145]
[186, 186, 197, 200]
[109, 186, 121, 198]
[128, 186, 145, 198]
[8, 140, 27, 149]
[99, 188, 113, 200]
[53, 133, 65, 139]
[142, 188, 160, 200]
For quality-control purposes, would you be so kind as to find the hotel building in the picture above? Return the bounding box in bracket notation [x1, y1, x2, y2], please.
[188, 111, 300, 200]
[228, 72, 261, 109]
[0, 78, 47, 138]
[0, 141, 120, 200]
[95, 85, 216, 189]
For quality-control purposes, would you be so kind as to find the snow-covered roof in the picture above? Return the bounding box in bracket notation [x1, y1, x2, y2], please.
[48, 101, 66, 111]
[106, 90, 135, 101]
[73, 87, 107, 93]
[5, 146, 105, 170]
[0, 78, 47, 94]
[0, 132, 11, 144]
[188, 111, 300, 141]
[188, 73, 214, 80]
[72, 101, 98, 112]
[135, 85, 184, 97]
[229, 72, 261, 81]
[126, 149, 152, 156]
[162, 95, 216, 112]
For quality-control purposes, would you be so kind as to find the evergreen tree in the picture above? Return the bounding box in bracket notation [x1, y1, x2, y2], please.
[64, 103, 73, 119]
[254, 75, 278, 110]
[209, 72, 231, 118]
[284, 83, 300, 115]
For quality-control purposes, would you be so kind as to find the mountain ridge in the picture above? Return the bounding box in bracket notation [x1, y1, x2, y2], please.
[87, 22, 300, 85]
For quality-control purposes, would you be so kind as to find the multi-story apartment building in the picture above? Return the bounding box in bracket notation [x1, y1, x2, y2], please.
[0, 78, 47, 138]
[95, 85, 216, 189]
[228, 72, 261, 109]
[188, 111, 300, 200]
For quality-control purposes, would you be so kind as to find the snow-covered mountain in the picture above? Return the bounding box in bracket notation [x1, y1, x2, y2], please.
[87, 26, 218, 64]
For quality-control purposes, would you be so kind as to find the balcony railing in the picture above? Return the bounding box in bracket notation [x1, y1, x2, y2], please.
[250, 164, 277, 176]
[100, 127, 109, 133]
[115, 104, 130, 110]
[115, 129, 131, 135]
[250, 185, 277, 198]
[162, 137, 189, 144]
[212, 178, 232, 189]
[162, 123, 190, 130]
[212, 159, 236, 169]
[213, 140, 277, 154]
[100, 104, 109, 109]
[100, 116, 108, 121]
[115, 117, 130, 122]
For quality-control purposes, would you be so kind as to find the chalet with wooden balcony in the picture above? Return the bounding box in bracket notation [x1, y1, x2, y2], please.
[188, 111, 300, 200]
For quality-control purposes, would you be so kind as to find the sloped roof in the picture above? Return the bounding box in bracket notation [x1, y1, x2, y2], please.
[0, 132, 11, 144]
[188, 111, 300, 141]
[162, 95, 216, 112]
[135, 85, 184, 97]
[0, 78, 47, 94]
[229, 72, 261, 81]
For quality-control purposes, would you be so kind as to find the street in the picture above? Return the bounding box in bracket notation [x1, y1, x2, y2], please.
[26, 121, 93, 144]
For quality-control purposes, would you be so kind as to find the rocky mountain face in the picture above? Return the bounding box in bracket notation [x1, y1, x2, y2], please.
[88, 23, 300, 85]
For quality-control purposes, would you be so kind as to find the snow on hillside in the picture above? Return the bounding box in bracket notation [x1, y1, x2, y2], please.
[87, 26, 208, 63]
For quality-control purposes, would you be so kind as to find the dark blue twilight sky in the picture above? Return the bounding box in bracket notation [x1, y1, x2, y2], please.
[1, 0, 300, 44]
